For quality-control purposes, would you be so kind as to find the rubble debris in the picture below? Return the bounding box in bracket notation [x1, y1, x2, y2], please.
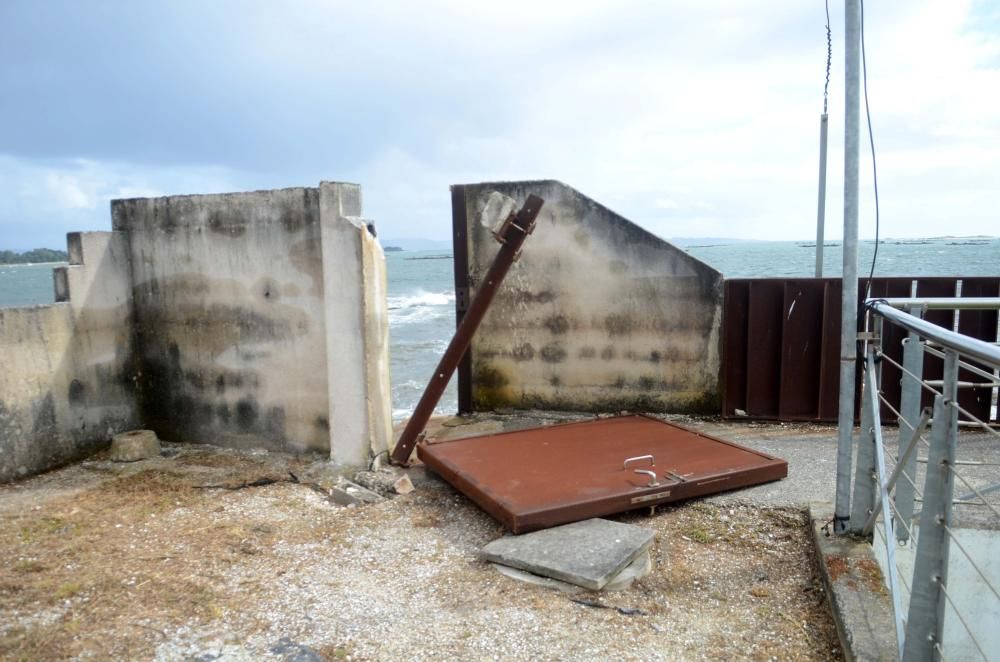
[481, 518, 655, 591]
[392, 475, 414, 495]
[353, 467, 416, 496]
[328, 478, 384, 507]
[109, 429, 161, 462]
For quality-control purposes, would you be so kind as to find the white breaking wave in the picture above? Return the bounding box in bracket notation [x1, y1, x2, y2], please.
[387, 289, 455, 310]
[387, 290, 455, 325]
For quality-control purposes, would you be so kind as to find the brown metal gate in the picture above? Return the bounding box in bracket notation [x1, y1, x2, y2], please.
[722, 277, 1000, 423]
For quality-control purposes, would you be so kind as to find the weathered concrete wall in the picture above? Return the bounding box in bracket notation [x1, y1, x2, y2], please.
[319, 182, 393, 465]
[111, 183, 391, 463]
[457, 180, 723, 414]
[0, 232, 138, 482]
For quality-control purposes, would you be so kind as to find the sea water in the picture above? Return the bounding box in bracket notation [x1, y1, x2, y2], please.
[0, 262, 65, 307]
[2, 238, 998, 420]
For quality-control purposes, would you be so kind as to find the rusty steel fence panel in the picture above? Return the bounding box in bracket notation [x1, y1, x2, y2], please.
[722, 276, 1000, 422]
[955, 278, 1000, 423]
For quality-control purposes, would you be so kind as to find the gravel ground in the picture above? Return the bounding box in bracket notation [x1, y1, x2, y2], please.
[0, 427, 842, 661]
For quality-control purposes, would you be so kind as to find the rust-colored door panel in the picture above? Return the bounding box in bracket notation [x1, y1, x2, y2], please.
[418, 415, 788, 533]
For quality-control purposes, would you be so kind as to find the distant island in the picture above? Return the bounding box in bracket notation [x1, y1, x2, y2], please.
[0, 248, 68, 265]
[384, 246, 404, 252]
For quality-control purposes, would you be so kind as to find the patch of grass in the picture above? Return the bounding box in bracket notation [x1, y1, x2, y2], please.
[19, 516, 70, 542]
[13, 559, 46, 574]
[0, 623, 70, 661]
[318, 643, 354, 660]
[681, 525, 714, 544]
[54, 581, 84, 600]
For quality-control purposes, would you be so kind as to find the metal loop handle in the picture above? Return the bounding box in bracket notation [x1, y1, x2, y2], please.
[623, 455, 654, 470]
[632, 469, 660, 487]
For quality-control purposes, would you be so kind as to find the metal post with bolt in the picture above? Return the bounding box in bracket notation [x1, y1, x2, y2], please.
[850, 314, 879, 531]
[902, 351, 959, 661]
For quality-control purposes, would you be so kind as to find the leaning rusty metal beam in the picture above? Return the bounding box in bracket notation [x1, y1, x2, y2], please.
[390, 194, 545, 465]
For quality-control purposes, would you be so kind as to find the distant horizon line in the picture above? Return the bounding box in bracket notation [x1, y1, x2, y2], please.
[379, 234, 999, 246]
[3, 234, 998, 254]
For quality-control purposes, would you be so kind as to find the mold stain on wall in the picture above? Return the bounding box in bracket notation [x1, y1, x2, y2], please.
[461, 180, 724, 415]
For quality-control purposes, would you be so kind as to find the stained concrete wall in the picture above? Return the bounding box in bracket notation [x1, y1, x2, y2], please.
[0, 232, 138, 482]
[457, 180, 723, 414]
[111, 183, 390, 465]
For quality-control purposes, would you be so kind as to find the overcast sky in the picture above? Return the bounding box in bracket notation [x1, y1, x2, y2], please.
[1, 1, 997, 250]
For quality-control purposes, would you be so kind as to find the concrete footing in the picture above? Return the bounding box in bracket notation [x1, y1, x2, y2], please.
[809, 502, 897, 661]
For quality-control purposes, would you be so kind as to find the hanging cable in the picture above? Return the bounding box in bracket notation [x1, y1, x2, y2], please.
[824, 0, 832, 115]
[860, 0, 881, 298]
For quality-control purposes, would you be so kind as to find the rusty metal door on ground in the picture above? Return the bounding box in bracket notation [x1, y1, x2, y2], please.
[419, 415, 787, 533]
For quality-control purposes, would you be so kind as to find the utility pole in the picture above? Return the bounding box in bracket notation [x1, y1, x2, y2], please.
[835, 0, 861, 534]
[815, 113, 828, 276]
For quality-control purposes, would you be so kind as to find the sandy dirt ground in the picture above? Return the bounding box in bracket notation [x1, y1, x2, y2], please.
[1, 421, 842, 661]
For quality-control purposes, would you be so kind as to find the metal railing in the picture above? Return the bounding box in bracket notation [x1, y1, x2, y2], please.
[846, 297, 1000, 661]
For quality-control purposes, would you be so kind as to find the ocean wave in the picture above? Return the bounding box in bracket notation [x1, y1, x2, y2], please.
[387, 289, 456, 325]
[391, 403, 458, 422]
[389, 307, 451, 325]
[387, 290, 455, 310]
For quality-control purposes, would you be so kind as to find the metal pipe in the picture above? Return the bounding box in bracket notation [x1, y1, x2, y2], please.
[895, 306, 925, 542]
[878, 297, 1000, 311]
[815, 113, 829, 277]
[390, 195, 545, 465]
[864, 350, 906, 655]
[902, 353, 959, 661]
[864, 407, 931, 535]
[868, 300, 1000, 368]
[835, 0, 862, 534]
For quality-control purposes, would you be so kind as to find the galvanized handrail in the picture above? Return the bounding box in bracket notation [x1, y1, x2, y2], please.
[879, 297, 1000, 311]
[847, 297, 1000, 662]
[866, 299, 1000, 368]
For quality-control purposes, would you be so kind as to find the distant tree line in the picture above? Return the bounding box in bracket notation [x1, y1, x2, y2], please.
[0, 248, 69, 264]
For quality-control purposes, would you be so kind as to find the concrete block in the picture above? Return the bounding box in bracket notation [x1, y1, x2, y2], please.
[109, 430, 160, 462]
[491, 549, 653, 594]
[481, 518, 655, 590]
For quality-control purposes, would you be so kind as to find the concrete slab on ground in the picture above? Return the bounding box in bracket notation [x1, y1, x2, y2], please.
[480, 518, 655, 590]
[490, 549, 653, 594]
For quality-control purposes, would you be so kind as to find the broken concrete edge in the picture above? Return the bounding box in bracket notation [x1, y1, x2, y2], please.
[490, 550, 653, 595]
[808, 502, 898, 662]
[480, 518, 655, 591]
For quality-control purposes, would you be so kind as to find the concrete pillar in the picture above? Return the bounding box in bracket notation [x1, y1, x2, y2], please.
[318, 182, 391, 465]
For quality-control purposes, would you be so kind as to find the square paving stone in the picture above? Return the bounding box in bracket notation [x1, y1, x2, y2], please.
[480, 518, 655, 590]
